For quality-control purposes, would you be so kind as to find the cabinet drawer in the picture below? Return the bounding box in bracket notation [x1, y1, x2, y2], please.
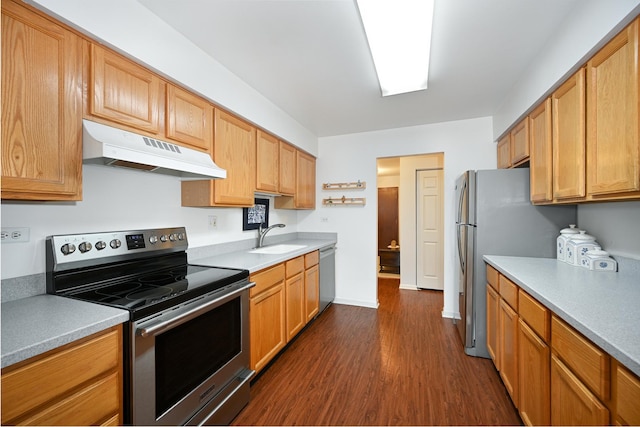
[250, 263, 285, 297]
[305, 251, 319, 268]
[285, 256, 304, 278]
[486, 264, 499, 290]
[551, 316, 610, 401]
[499, 275, 518, 310]
[20, 372, 120, 426]
[1, 327, 121, 424]
[519, 290, 550, 342]
[617, 364, 640, 425]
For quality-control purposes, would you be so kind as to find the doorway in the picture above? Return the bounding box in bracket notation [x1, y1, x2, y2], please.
[376, 153, 444, 290]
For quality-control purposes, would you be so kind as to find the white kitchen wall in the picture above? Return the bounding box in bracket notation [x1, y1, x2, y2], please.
[25, 0, 318, 156]
[297, 117, 495, 317]
[0, 165, 297, 279]
[494, 0, 640, 140]
[577, 201, 640, 259]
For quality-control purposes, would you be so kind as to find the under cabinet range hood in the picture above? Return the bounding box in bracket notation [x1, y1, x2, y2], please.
[82, 120, 226, 180]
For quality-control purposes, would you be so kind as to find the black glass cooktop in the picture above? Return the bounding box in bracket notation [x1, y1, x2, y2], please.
[61, 263, 249, 318]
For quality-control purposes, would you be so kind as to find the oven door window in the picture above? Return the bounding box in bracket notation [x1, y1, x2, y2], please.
[154, 298, 241, 416]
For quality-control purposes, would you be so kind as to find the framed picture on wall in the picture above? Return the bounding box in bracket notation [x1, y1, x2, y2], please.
[242, 198, 269, 231]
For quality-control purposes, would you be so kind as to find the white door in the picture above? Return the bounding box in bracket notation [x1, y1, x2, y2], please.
[416, 169, 444, 290]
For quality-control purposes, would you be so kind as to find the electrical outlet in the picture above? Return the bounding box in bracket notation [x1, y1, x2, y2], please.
[321, 217, 329, 223]
[1, 227, 30, 243]
[208, 215, 218, 229]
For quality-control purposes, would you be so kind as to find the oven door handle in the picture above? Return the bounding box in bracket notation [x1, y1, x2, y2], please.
[138, 282, 255, 338]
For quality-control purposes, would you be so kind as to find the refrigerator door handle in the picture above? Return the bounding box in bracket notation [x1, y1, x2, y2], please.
[457, 224, 465, 272]
[457, 178, 467, 224]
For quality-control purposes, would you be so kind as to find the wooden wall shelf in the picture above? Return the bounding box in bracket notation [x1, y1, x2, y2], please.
[322, 196, 366, 206]
[322, 181, 366, 190]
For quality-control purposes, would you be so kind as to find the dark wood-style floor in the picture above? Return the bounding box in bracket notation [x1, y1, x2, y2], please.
[232, 278, 522, 426]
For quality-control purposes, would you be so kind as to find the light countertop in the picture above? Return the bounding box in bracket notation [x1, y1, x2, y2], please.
[190, 237, 336, 272]
[1, 295, 129, 368]
[483, 255, 640, 377]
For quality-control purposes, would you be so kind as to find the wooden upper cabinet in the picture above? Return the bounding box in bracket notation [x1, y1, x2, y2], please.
[529, 99, 553, 204]
[510, 119, 530, 166]
[586, 18, 640, 197]
[279, 141, 296, 195]
[181, 109, 256, 207]
[497, 135, 511, 169]
[256, 130, 280, 193]
[552, 69, 586, 201]
[89, 44, 162, 134]
[296, 151, 316, 209]
[165, 84, 212, 153]
[1, 0, 83, 201]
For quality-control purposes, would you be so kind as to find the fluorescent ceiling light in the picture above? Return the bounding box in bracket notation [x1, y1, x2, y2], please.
[357, 0, 435, 97]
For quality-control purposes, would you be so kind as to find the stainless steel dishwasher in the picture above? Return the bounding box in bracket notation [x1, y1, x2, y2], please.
[319, 244, 336, 313]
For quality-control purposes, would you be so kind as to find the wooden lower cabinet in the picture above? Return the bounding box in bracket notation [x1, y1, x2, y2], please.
[616, 363, 640, 425]
[304, 251, 320, 322]
[499, 298, 519, 406]
[1, 325, 123, 426]
[285, 256, 306, 341]
[486, 284, 500, 365]
[551, 354, 609, 425]
[518, 319, 550, 426]
[249, 264, 286, 374]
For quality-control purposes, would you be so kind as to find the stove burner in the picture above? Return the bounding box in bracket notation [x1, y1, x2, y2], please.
[126, 285, 173, 301]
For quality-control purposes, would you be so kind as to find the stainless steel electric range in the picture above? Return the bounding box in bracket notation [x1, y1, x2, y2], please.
[46, 227, 254, 426]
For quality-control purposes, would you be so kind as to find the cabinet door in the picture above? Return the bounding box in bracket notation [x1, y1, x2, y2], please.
[616, 364, 640, 425]
[518, 319, 550, 426]
[497, 135, 511, 169]
[296, 151, 316, 209]
[285, 272, 305, 341]
[510, 119, 530, 166]
[529, 99, 553, 203]
[551, 354, 609, 426]
[552, 69, 586, 200]
[1, 0, 82, 201]
[166, 84, 212, 153]
[256, 130, 279, 193]
[486, 284, 500, 366]
[89, 44, 161, 134]
[279, 141, 296, 195]
[305, 264, 319, 322]
[499, 298, 519, 406]
[586, 18, 640, 197]
[249, 282, 286, 374]
[213, 110, 256, 205]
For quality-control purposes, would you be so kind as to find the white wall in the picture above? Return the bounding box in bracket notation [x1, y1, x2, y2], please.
[0, 165, 297, 279]
[26, 0, 318, 156]
[577, 202, 640, 260]
[297, 117, 495, 316]
[494, 0, 640, 140]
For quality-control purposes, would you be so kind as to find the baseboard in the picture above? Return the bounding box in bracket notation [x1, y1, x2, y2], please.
[399, 283, 418, 291]
[441, 310, 459, 319]
[333, 297, 379, 309]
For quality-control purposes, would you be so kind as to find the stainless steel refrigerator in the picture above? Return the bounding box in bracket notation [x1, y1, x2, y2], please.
[454, 168, 576, 358]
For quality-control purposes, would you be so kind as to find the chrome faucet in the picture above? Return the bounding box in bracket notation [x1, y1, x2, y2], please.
[257, 223, 286, 248]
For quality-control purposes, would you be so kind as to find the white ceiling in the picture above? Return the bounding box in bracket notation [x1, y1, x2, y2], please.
[138, 0, 580, 138]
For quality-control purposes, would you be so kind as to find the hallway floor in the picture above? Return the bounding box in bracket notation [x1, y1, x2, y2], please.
[231, 278, 522, 425]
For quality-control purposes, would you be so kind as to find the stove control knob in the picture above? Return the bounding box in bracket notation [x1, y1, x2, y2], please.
[95, 241, 107, 250]
[61, 243, 76, 255]
[169, 233, 177, 241]
[160, 234, 169, 242]
[79, 242, 92, 253]
[149, 235, 158, 244]
[110, 239, 122, 249]
[178, 232, 185, 241]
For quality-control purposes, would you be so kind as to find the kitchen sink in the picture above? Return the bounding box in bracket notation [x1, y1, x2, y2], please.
[248, 244, 307, 254]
